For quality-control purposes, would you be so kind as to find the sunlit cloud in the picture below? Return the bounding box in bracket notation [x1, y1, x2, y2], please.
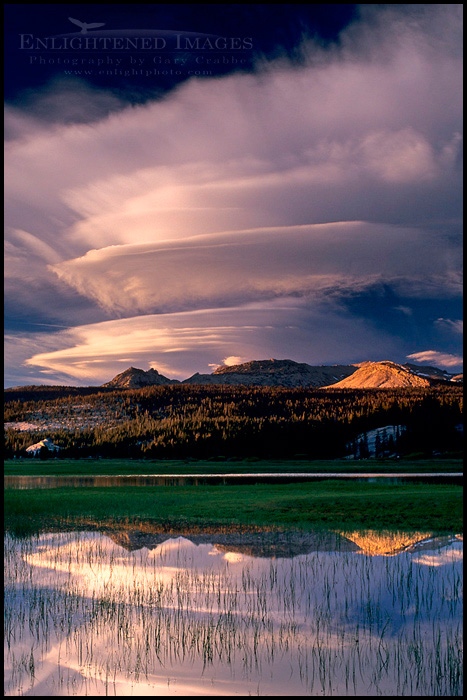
[222, 356, 251, 367]
[49, 222, 461, 315]
[406, 351, 463, 369]
[208, 356, 251, 370]
[23, 301, 401, 383]
[4, 4, 463, 385]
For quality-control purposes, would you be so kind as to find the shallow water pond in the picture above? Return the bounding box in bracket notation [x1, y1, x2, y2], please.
[4, 473, 463, 488]
[4, 528, 463, 696]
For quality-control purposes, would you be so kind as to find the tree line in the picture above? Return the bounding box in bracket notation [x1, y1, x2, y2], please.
[4, 384, 463, 459]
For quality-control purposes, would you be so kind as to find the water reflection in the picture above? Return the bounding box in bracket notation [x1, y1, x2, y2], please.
[4, 529, 463, 696]
[4, 472, 463, 489]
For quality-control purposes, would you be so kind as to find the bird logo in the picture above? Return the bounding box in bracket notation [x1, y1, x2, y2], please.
[68, 17, 106, 34]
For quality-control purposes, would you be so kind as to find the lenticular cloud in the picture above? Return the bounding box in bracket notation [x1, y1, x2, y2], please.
[50, 222, 461, 315]
[4, 4, 463, 384]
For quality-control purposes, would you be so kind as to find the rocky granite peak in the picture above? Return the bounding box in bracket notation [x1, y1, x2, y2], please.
[102, 367, 178, 389]
[324, 361, 433, 388]
[185, 359, 357, 388]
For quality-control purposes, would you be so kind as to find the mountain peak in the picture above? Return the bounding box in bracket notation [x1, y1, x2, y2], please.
[324, 361, 433, 388]
[102, 367, 178, 389]
[186, 358, 357, 387]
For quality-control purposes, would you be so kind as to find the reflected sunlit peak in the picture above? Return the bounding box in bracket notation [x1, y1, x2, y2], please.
[339, 530, 434, 556]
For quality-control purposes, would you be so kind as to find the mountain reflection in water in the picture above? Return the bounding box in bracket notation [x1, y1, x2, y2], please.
[4, 528, 463, 696]
[101, 525, 460, 558]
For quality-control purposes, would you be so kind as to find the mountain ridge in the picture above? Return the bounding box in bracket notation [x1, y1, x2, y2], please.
[101, 359, 462, 390]
[4, 359, 462, 393]
[185, 359, 357, 388]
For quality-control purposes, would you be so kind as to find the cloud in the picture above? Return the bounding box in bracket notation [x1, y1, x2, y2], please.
[406, 350, 463, 369]
[49, 222, 462, 315]
[221, 356, 251, 367]
[5, 6, 462, 255]
[22, 300, 401, 384]
[435, 318, 463, 334]
[5, 78, 128, 142]
[394, 306, 413, 317]
[358, 129, 438, 183]
[4, 4, 463, 384]
[208, 356, 251, 370]
[4, 331, 82, 387]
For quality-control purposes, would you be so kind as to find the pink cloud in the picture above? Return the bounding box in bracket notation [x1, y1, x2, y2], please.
[406, 351, 463, 369]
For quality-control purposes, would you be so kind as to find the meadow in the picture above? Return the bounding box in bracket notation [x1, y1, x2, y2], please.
[4, 457, 463, 695]
[4, 478, 463, 537]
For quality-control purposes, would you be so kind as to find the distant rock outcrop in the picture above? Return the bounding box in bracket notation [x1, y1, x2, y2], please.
[184, 359, 357, 388]
[324, 361, 432, 388]
[403, 363, 460, 381]
[102, 367, 178, 389]
[26, 438, 61, 455]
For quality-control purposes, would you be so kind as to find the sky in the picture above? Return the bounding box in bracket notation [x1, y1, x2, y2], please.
[4, 4, 463, 386]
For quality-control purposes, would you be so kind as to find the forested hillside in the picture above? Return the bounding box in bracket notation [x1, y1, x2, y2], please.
[4, 385, 463, 460]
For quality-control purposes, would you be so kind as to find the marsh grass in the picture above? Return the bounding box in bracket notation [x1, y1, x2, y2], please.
[4, 481, 463, 537]
[4, 529, 463, 696]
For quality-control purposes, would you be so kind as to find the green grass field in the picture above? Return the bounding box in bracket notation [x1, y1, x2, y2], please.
[4, 480, 462, 536]
[3, 457, 463, 476]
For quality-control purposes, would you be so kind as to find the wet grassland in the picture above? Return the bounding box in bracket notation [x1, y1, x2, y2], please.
[4, 523, 463, 696]
[4, 467, 463, 537]
[5, 458, 463, 696]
